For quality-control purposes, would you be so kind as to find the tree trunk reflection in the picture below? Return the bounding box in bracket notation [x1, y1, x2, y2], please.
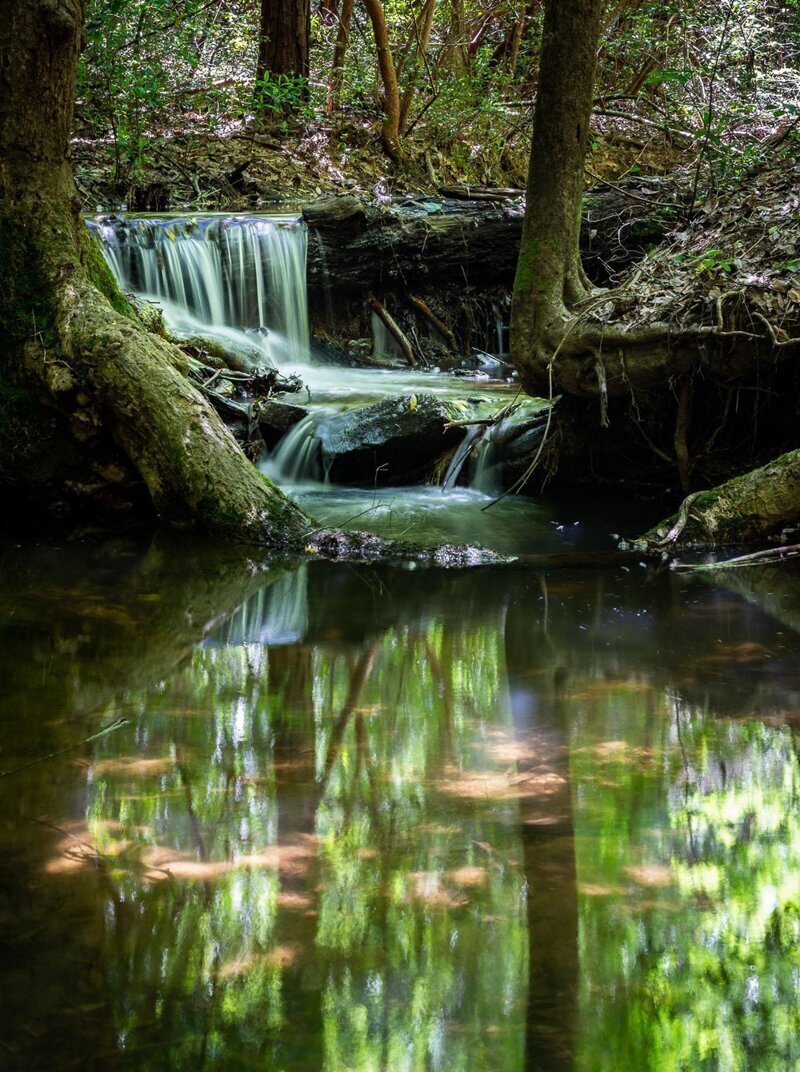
[505, 586, 578, 1072]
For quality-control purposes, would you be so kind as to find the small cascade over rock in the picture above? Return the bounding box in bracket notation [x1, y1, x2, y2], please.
[261, 413, 324, 484]
[88, 214, 310, 367]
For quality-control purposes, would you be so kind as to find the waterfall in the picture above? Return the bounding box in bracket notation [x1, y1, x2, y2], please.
[470, 431, 502, 493]
[440, 418, 507, 494]
[88, 214, 310, 367]
[371, 310, 405, 361]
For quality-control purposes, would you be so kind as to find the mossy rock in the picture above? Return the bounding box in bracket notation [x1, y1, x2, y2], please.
[316, 393, 466, 485]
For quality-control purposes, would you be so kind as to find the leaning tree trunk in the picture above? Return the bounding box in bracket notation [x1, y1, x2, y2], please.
[0, 0, 309, 548]
[643, 448, 800, 550]
[509, 0, 604, 396]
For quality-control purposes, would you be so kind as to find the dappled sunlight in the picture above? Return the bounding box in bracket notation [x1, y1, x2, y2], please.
[447, 865, 489, 887]
[624, 863, 674, 888]
[693, 640, 777, 664]
[405, 871, 470, 908]
[136, 837, 319, 883]
[579, 882, 627, 897]
[92, 755, 175, 777]
[435, 761, 567, 803]
[43, 823, 101, 875]
[276, 890, 316, 912]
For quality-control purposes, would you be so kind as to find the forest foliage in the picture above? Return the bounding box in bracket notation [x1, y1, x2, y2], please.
[77, 0, 800, 196]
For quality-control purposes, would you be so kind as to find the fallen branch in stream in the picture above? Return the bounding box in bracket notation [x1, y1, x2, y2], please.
[407, 294, 457, 351]
[368, 294, 416, 366]
[443, 398, 523, 430]
[674, 543, 800, 572]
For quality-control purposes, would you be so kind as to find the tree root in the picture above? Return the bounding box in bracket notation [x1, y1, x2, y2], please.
[640, 449, 800, 551]
[29, 271, 311, 548]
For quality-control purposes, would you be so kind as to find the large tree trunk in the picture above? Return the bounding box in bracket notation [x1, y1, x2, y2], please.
[0, 0, 309, 548]
[256, 0, 311, 113]
[510, 0, 604, 396]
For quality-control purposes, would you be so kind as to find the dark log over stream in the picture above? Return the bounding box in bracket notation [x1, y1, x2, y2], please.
[303, 176, 683, 308]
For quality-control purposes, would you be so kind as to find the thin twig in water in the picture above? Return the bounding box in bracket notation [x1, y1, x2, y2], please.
[674, 543, 800, 571]
[0, 718, 129, 778]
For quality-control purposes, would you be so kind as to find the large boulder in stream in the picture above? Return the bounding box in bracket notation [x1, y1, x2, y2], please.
[316, 394, 466, 485]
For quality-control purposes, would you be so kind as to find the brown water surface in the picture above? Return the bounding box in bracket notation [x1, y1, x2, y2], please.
[2, 534, 800, 1071]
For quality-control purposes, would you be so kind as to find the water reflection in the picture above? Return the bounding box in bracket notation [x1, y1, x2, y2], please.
[1, 538, 800, 1070]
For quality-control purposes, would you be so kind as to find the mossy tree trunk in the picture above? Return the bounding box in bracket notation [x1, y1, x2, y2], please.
[644, 449, 800, 549]
[0, 0, 309, 548]
[510, 0, 604, 397]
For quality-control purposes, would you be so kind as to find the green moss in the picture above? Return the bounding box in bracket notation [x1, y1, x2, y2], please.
[513, 234, 568, 306]
[0, 212, 57, 353]
[81, 230, 135, 319]
[692, 490, 718, 508]
[513, 241, 539, 297]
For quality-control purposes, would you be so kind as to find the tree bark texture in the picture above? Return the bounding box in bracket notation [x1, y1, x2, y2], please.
[0, 0, 309, 546]
[510, 0, 604, 394]
[256, 0, 311, 98]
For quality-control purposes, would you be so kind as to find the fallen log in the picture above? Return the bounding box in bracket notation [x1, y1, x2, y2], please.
[640, 448, 800, 550]
[303, 176, 687, 299]
[368, 294, 416, 366]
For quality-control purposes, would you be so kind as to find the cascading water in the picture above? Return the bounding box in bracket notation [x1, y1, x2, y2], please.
[440, 421, 503, 495]
[441, 425, 484, 491]
[261, 413, 325, 484]
[88, 214, 310, 367]
[87, 211, 535, 550]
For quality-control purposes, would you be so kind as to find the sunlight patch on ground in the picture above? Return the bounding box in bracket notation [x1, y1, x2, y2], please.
[405, 871, 469, 908]
[445, 866, 489, 887]
[137, 835, 319, 883]
[435, 740, 568, 802]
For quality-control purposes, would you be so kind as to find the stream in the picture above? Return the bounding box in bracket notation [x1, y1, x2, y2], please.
[2, 214, 799, 1070]
[2, 537, 800, 1070]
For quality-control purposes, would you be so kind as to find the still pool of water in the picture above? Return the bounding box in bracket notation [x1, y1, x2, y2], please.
[2, 532, 800, 1071]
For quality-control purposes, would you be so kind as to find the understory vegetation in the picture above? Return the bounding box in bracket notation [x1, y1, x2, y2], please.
[75, 0, 800, 208]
